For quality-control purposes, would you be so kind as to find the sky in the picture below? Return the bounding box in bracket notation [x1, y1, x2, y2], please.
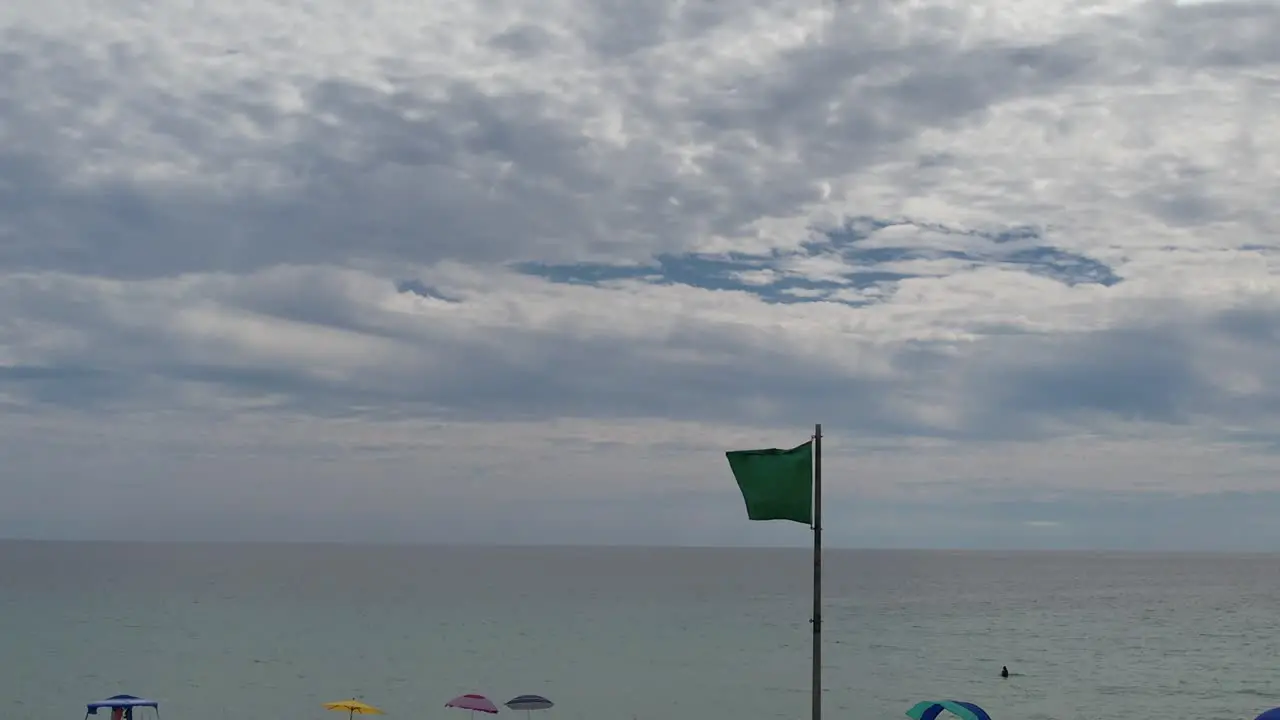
[1, 0, 1279, 551]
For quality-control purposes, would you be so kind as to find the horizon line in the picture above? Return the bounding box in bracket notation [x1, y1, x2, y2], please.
[0, 537, 1276, 556]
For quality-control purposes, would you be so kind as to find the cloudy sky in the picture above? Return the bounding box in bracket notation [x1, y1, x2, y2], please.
[2, 0, 1279, 551]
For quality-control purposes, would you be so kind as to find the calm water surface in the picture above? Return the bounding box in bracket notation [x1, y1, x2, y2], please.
[2, 542, 1278, 720]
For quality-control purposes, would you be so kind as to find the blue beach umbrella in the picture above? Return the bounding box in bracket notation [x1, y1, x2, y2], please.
[505, 695, 553, 720]
[1254, 709, 1280, 720]
[906, 700, 992, 720]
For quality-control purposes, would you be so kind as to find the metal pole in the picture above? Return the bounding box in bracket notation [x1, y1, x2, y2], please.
[811, 423, 823, 720]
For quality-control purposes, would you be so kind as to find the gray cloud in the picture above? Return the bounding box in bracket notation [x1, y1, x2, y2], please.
[1, 0, 1279, 547]
[1, 1, 1209, 277]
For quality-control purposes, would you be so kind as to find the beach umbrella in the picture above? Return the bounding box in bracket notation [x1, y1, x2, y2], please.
[1255, 710, 1280, 720]
[505, 695, 553, 720]
[446, 694, 500, 719]
[324, 699, 386, 720]
[906, 701, 992, 720]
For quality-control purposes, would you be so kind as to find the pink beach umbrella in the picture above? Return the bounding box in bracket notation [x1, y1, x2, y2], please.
[446, 694, 500, 719]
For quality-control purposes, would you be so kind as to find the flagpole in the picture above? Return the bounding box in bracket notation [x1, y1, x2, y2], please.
[811, 422, 822, 720]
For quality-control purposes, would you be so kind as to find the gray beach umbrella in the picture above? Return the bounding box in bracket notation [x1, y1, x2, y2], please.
[505, 696, 553, 720]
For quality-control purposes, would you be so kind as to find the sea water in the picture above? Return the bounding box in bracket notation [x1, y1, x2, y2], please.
[2, 542, 1278, 720]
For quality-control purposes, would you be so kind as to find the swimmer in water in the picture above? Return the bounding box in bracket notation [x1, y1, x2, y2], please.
[1001, 666, 1009, 678]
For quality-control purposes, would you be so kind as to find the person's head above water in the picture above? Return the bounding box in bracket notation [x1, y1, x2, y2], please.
[1001, 666, 1009, 678]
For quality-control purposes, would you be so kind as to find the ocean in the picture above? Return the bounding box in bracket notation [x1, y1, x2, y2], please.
[2, 542, 1278, 720]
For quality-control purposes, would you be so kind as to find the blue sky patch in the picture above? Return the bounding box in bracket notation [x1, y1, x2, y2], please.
[515, 217, 1122, 304]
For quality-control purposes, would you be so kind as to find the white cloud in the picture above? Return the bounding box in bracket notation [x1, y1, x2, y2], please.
[1, 0, 1279, 548]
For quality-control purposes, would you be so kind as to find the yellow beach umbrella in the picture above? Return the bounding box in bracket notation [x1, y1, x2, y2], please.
[324, 699, 386, 720]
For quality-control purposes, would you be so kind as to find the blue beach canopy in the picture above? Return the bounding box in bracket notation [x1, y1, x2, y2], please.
[86, 696, 160, 720]
[906, 700, 992, 720]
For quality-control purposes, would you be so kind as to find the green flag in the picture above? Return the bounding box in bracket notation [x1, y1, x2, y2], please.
[725, 441, 813, 525]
